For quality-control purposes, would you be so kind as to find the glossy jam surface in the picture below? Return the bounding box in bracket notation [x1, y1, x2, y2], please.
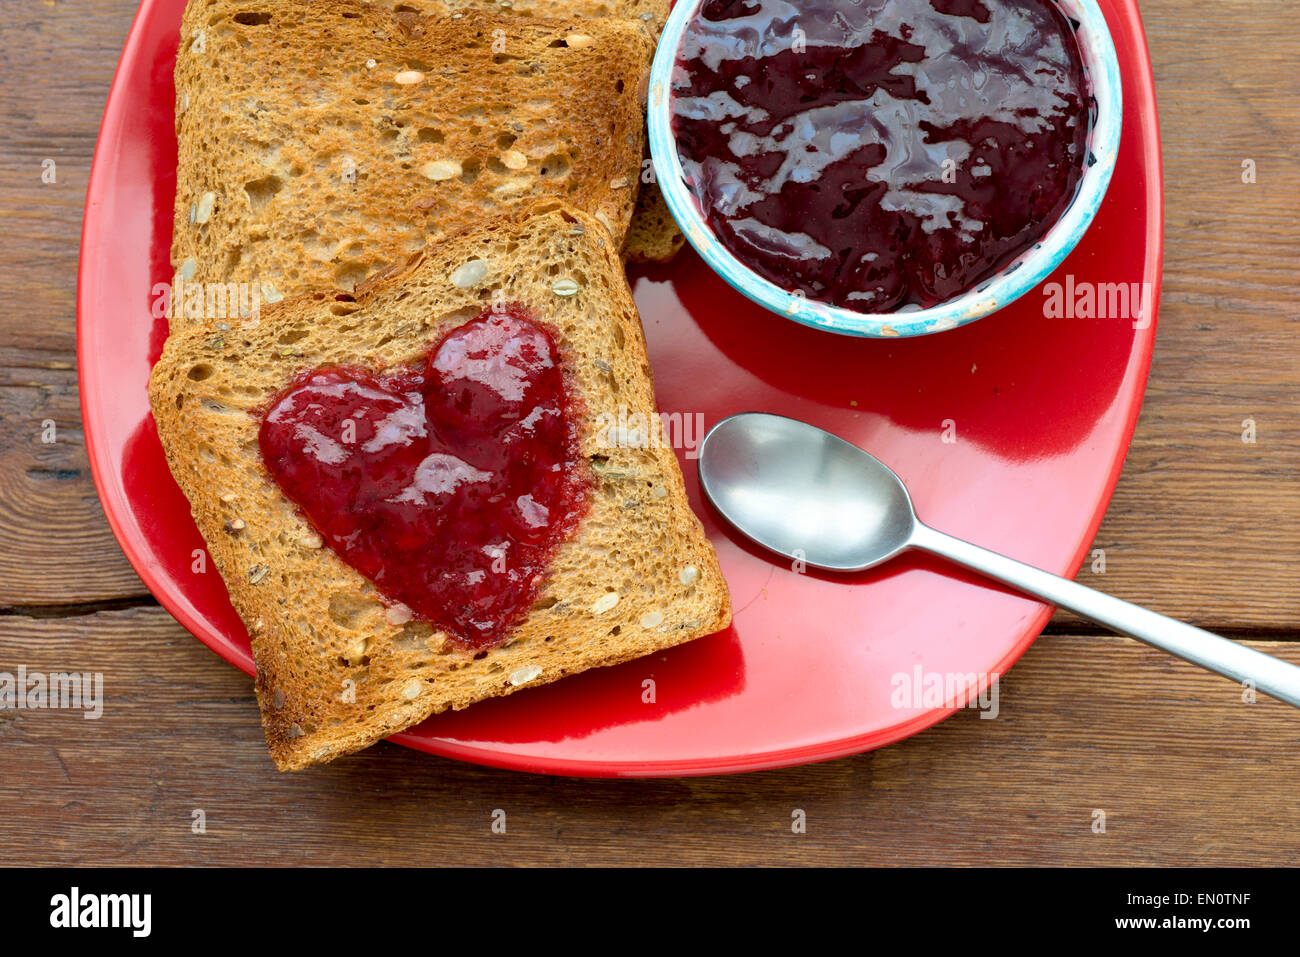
[672, 0, 1091, 312]
[259, 305, 590, 647]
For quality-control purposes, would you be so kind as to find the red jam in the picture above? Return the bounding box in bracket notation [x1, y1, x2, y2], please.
[258, 304, 590, 648]
[671, 0, 1091, 312]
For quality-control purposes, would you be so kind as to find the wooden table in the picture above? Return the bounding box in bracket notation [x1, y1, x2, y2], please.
[2, 0, 1297, 866]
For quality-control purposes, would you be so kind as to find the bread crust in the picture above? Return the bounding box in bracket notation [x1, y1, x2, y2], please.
[149, 202, 731, 770]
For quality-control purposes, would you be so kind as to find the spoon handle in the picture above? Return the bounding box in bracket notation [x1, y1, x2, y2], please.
[908, 522, 1300, 708]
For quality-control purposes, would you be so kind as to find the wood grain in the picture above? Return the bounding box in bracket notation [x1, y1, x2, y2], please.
[1, 607, 1296, 866]
[1053, 0, 1300, 630]
[0, 0, 1298, 866]
[0, 0, 145, 606]
[0, 373, 146, 605]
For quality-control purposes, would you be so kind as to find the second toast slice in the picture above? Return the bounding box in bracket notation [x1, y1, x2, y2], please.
[171, 2, 653, 327]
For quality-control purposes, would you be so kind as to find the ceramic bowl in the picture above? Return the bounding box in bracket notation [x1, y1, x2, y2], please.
[646, 0, 1124, 338]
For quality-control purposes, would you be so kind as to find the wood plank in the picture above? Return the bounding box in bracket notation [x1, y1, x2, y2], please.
[0, 0, 127, 372]
[0, 374, 144, 605]
[0, 0, 148, 604]
[1053, 0, 1300, 629]
[1, 606, 1297, 865]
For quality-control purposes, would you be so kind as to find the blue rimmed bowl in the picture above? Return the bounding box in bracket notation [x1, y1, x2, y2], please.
[646, 0, 1124, 338]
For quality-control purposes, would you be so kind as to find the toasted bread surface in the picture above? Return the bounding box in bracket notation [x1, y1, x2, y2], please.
[370, 0, 670, 35]
[171, 2, 652, 327]
[149, 202, 731, 770]
[623, 181, 686, 263]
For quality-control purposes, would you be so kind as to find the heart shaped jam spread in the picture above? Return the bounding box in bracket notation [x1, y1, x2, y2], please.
[258, 304, 590, 648]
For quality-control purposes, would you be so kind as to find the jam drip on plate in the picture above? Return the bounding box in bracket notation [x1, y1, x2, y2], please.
[258, 304, 590, 648]
[672, 0, 1091, 312]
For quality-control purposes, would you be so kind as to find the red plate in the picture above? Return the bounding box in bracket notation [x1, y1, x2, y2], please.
[80, 0, 1162, 776]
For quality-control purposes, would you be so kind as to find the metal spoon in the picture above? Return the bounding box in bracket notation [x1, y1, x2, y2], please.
[698, 412, 1300, 708]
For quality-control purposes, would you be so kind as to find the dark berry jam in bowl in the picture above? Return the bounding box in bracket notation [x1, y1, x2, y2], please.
[647, 0, 1122, 337]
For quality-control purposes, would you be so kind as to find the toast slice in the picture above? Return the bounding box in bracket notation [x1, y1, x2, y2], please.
[171, 1, 652, 328]
[149, 202, 731, 770]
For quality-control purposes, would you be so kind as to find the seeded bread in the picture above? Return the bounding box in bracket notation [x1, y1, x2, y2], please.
[359, 0, 687, 265]
[149, 201, 731, 770]
[388, 0, 687, 264]
[624, 180, 686, 263]
[171, 1, 653, 327]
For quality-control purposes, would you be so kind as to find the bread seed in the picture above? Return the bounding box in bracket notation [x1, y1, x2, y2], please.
[365, 58, 376, 69]
[551, 279, 580, 297]
[224, 518, 246, 534]
[249, 564, 270, 584]
[509, 665, 542, 686]
[565, 33, 596, 49]
[500, 149, 528, 170]
[451, 258, 489, 287]
[220, 492, 237, 503]
[260, 280, 283, 303]
[679, 565, 699, 586]
[420, 159, 461, 181]
[179, 257, 198, 280]
[347, 638, 368, 665]
[195, 191, 216, 224]
[272, 689, 285, 709]
[591, 592, 619, 614]
[609, 177, 630, 189]
[650, 485, 668, 500]
[402, 678, 423, 699]
[394, 70, 425, 85]
[594, 211, 614, 234]
[640, 611, 665, 629]
[385, 602, 413, 625]
[299, 532, 323, 549]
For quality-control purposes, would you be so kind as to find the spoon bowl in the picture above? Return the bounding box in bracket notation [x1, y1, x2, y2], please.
[698, 413, 915, 572]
